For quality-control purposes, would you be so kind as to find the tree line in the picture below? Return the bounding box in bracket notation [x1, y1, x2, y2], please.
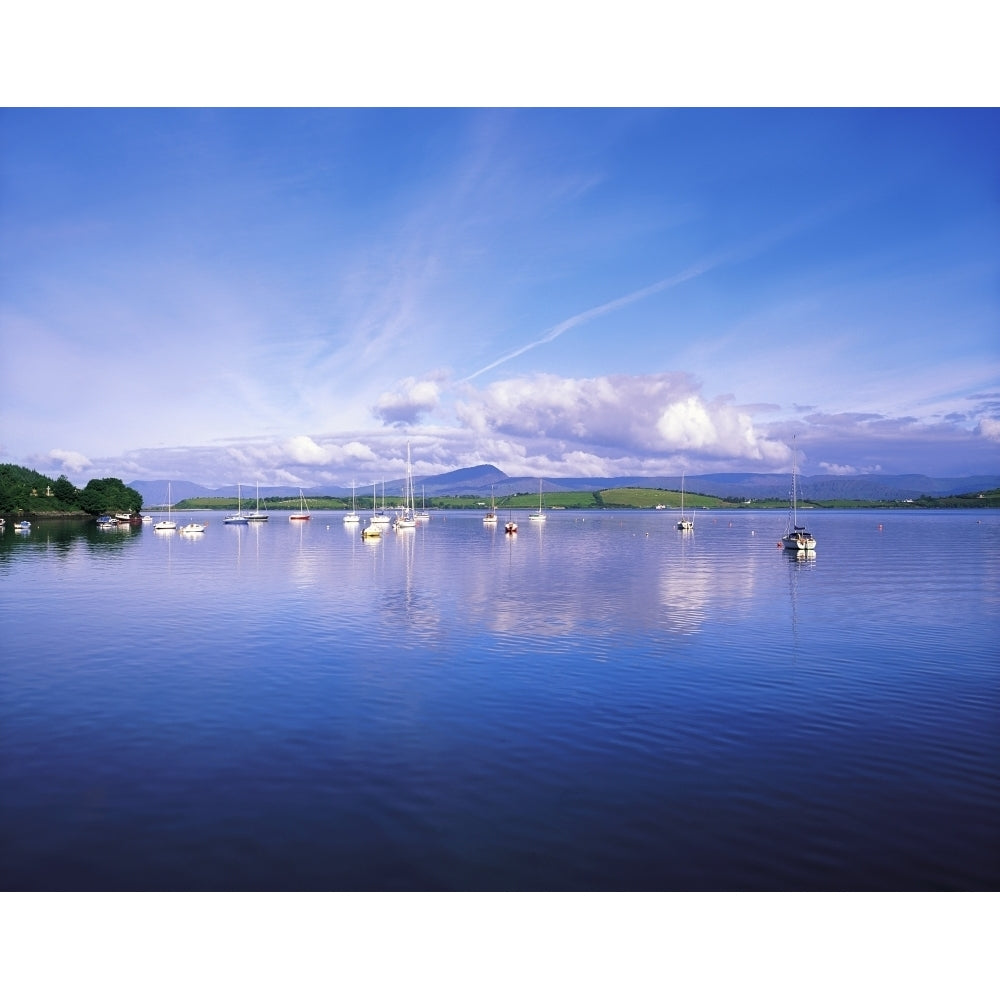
[0, 464, 144, 516]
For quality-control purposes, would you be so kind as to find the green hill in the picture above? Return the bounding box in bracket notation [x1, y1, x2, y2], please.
[0, 464, 143, 516]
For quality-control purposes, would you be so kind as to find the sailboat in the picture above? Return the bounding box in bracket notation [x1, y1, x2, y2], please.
[782, 439, 816, 551]
[343, 482, 360, 524]
[371, 481, 391, 525]
[224, 483, 248, 524]
[415, 485, 430, 521]
[483, 485, 498, 524]
[676, 474, 694, 531]
[505, 507, 518, 534]
[289, 489, 311, 521]
[394, 443, 417, 530]
[362, 482, 383, 537]
[246, 481, 269, 521]
[528, 479, 546, 521]
[154, 483, 177, 530]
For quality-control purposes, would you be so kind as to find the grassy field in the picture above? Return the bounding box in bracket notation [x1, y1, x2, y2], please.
[598, 487, 732, 509]
[165, 486, 1000, 512]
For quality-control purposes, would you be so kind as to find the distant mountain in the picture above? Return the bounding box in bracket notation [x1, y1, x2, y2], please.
[688, 473, 1000, 501]
[130, 469, 1000, 506]
[128, 480, 218, 505]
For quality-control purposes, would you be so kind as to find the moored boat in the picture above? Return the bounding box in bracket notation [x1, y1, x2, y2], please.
[483, 485, 498, 524]
[289, 489, 311, 521]
[224, 483, 249, 524]
[371, 481, 392, 525]
[782, 438, 816, 552]
[676, 474, 694, 531]
[154, 484, 177, 531]
[414, 485, 430, 520]
[394, 443, 417, 530]
[343, 482, 360, 524]
[246, 482, 269, 521]
[528, 478, 547, 521]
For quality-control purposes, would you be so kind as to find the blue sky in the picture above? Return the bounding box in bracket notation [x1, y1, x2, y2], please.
[2, 107, 998, 487]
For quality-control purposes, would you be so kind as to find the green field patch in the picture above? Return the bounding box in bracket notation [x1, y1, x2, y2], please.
[598, 487, 731, 509]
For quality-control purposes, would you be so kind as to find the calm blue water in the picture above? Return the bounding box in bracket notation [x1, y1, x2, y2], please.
[1, 508, 997, 889]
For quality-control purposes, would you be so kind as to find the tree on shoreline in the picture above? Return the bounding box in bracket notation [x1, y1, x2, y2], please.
[0, 464, 143, 515]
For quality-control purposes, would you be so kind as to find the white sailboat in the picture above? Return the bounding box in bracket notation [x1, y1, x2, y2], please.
[224, 483, 248, 524]
[782, 438, 816, 551]
[415, 485, 430, 521]
[483, 485, 498, 524]
[371, 481, 391, 525]
[362, 482, 383, 537]
[528, 479, 546, 521]
[676, 474, 694, 531]
[394, 443, 416, 530]
[343, 482, 360, 524]
[289, 489, 311, 521]
[154, 483, 177, 530]
[246, 481, 269, 521]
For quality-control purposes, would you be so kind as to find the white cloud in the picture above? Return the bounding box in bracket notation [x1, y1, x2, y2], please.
[285, 435, 329, 464]
[47, 449, 92, 474]
[818, 462, 884, 475]
[978, 417, 1000, 442]
[373, 376, 445, 426]
[458, 372, 789, 464]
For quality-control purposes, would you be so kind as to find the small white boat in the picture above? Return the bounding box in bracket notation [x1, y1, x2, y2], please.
[180, 523, 206, 533]
[782, 437, 816, 552]
[528, 479, 546, 521]
[224, 484, 249, 524]
[142, 515, 153, 524]
[343, 482, 360, 524]
[14, 520, 31, 531]
[483, 485, 498, 524]
[289, 489, 311, 521]
[371, 480, 392, 525]
[246, 482, 269, 522]
[676, 474, 694, 531]
[0, 517, 5, 528]
[361, 519, 382, 539]
[414, 486, 430, 520]
[154, 484, 177, 530]
[394, 443, 417, 530]
[505, 509, 517, 534]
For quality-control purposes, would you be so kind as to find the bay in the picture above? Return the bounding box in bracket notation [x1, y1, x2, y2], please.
[1, 508, 997, 889]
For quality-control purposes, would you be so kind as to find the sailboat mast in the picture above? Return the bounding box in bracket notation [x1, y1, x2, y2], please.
[791, 436, 798, 527]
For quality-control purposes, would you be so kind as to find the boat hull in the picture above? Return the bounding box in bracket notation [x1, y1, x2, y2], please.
[782, 530, 816, 551]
